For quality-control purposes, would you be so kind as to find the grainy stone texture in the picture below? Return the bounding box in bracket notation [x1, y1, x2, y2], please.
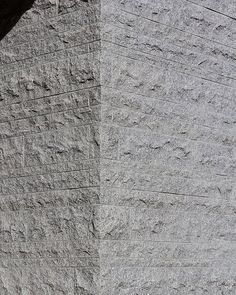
[0, 0, 101, 293]
[0, 0, 235, 294]
[99, 0, 236, 294]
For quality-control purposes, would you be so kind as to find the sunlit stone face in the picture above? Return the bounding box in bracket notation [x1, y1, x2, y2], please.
[0, 0, 35, 40]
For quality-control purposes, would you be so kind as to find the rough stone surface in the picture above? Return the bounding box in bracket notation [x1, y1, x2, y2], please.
[0, 1, 100, 294]
[0, 0, 235, 294]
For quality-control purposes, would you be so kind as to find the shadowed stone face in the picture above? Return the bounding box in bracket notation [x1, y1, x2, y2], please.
[0, 0, 35, 40]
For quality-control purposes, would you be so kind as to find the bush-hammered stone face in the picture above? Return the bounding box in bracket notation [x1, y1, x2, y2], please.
[0, 0, 235, 294]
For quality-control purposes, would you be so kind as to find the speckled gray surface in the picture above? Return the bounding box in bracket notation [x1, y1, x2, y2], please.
[0, 0, 235, 294]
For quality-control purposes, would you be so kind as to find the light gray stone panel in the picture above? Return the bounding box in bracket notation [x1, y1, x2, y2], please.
[0, 0, 235, 293]
[101, 266, 236, 294]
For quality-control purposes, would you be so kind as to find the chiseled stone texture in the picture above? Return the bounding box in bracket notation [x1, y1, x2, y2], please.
[0, 0, 236, 294]
[0, 0, 101, 294]
[99, 0, 236, 294]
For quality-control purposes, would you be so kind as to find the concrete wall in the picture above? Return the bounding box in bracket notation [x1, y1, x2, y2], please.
[0, 0, 235, 294]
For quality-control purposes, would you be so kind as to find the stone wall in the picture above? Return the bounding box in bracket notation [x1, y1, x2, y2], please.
[100, 0, 236, 294]
[0, 0, 101, 293]
[0, 0, 235, 294]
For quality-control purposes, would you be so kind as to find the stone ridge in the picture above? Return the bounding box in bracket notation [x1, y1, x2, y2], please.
[0, 0, 235, 294]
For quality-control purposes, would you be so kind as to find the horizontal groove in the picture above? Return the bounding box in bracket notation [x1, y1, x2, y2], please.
[0, 236, 99, 247]
[99, 263, 236, 269]
[101, 237, 236, 244]
[0, 256, 100, 263]
[1, 197, 236, 216]
[0, 121, 99, 142]
[0, 164, 99, 179]
[1, 237, 236, 249]
[0, 41, 101, 75]
[102, 21, 236, 79]
[0, 155, 99, 178]
[185, 0, 236, 21]
[0, 84, 101, 109]
[0, 40, 100, 75]
[99, 203, 236, 218]
[0, 184, 99, 198]
[101, 102, 235, 149]
[0, 104, 99, 127]
[120, 8, 236, 51]
[0, 20, 101, 59]
[101, 184, 225, 199]
[100, 183, 231, 199]
[101, 121, 235, 156]
[102, 85, 235, 122]
[100, 156, 235, 182]
[103, 39, 236, 91]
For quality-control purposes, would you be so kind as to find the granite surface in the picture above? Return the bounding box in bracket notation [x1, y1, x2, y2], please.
[0, 0, 235, 294]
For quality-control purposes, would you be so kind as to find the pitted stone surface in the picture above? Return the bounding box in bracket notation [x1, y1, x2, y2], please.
[0, 0, 101, 294]
[100, 0, 236, 294]
[0, 0, 235, 294]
